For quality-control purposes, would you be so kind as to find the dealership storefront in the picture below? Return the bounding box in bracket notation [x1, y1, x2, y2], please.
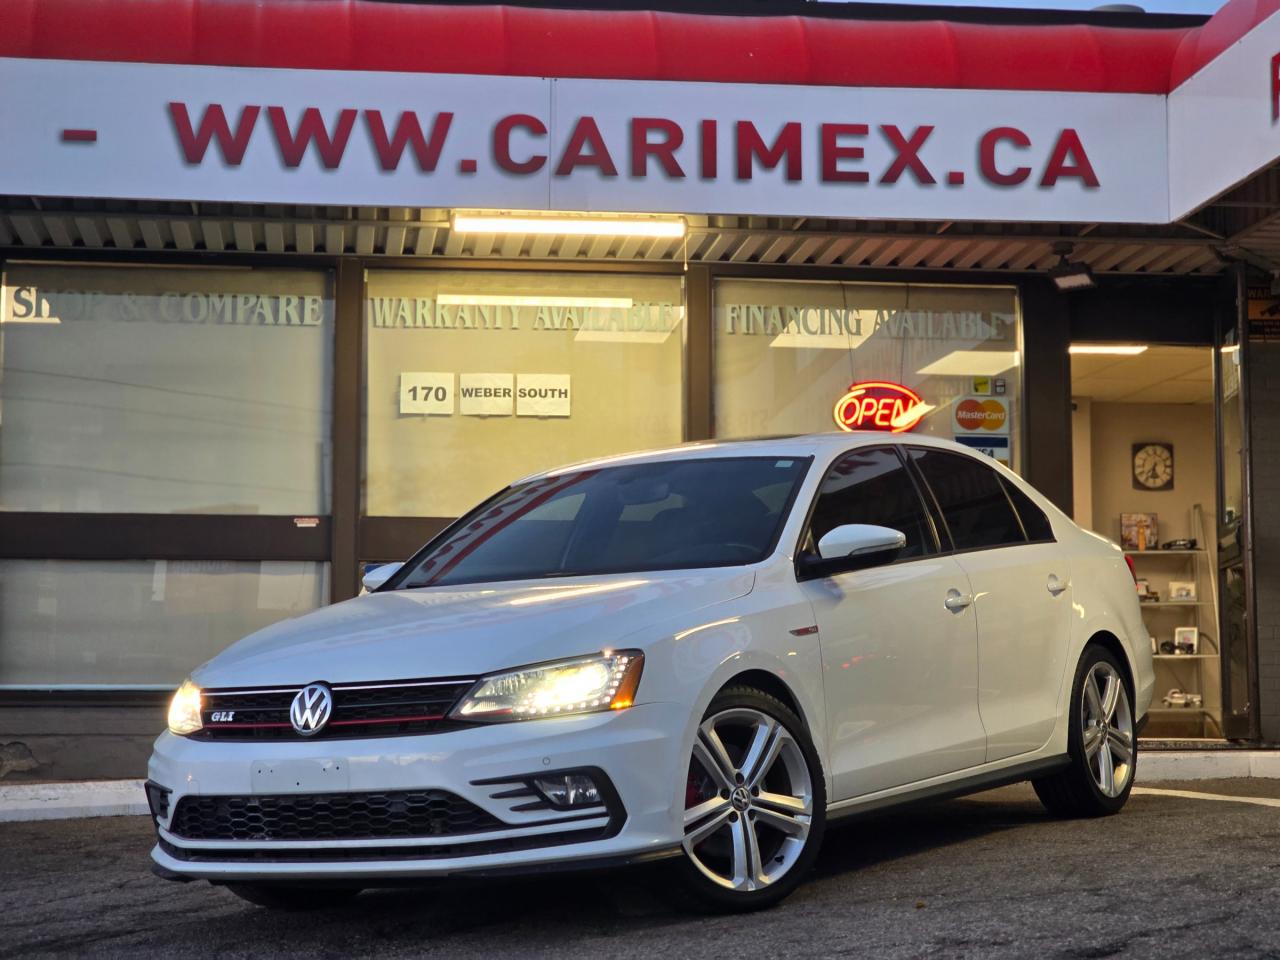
[3, 0, 1280, 778]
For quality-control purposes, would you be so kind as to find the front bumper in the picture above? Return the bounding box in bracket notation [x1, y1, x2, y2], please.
[148, 702, 687, 882]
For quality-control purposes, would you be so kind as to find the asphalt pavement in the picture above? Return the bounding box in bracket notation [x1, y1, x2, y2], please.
[3, 779, 1280, 960]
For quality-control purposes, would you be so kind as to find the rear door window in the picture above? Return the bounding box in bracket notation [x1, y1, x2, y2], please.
[1000, 477, 1055, 542]
[908, 448, 1026, 551]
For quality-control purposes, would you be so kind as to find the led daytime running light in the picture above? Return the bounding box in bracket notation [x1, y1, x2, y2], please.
[452, 651, 643, 722]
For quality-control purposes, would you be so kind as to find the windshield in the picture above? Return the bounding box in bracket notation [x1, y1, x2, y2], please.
[395, 456, 811, 588]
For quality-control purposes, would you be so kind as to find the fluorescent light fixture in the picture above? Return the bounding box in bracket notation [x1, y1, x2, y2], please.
[916, 350, 1020, 378]
[1068, 344, 1149, 356]
[452, 214, 685, 239]
[437, 294, 633, 309]
[1049, 255, 1096, 291]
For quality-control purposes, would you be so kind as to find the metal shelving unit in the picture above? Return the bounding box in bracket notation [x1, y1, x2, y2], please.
[1127, 504, 1221, 737]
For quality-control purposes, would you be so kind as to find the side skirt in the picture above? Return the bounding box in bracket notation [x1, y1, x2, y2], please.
[824, 755, 1071, 823]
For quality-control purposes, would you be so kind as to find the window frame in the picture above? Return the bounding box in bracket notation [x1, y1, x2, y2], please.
[904, 446, 1042, 556]
[360, 265, 689, 522]
[792, 443, 944, 578]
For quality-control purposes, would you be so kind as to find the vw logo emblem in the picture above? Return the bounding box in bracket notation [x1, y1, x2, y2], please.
[290, 682, 333, 736]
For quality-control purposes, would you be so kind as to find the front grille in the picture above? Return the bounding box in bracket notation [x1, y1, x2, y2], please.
[190, 678, 475, 741]
[168, 790, 503, 841]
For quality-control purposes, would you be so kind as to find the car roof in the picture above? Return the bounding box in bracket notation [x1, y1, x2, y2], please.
[516, 432, 998, 484]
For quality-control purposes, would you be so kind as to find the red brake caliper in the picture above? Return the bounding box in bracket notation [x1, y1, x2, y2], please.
[685, 768, 704, 809]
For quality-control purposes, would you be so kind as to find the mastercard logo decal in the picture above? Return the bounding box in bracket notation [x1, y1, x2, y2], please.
[954, 397, 1009, 432]
[833, 381, 932, 433]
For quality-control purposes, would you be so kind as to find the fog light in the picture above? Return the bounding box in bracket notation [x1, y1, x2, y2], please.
[533, 773, 602, 808]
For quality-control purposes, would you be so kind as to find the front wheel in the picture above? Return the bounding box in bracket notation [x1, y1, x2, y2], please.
[1034, 646, 1137, 818]
[673, 686, 826, 913]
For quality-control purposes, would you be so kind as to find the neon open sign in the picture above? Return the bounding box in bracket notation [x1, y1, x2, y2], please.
[833, 381, 929, 433]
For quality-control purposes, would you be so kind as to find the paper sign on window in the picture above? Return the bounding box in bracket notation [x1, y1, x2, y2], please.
[517, 374, 571, 418]
[399, 373, 454, 415]
[459, 373, 514, 416]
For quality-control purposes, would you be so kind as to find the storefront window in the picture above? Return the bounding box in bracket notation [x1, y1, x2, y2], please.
[364, 270, 684, 517]
[0, 265, 333, 514]
[713, 280, 1023, 471]
[0, 560, 328, 687]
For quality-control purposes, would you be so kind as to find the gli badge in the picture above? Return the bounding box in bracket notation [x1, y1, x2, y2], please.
[833, 381, 930, 433]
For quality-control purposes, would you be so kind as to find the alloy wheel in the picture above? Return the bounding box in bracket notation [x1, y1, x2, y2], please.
[682, 707, 814, 892]
[1080, 661, 1134, 798]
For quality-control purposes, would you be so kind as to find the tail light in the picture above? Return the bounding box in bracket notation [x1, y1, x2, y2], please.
[1124, 554, 1138, 584]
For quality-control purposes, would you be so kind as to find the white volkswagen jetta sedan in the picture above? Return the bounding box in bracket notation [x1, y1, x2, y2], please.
[149, 434, 1153, 912]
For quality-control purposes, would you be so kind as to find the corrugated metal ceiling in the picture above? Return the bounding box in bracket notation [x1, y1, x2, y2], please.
[0, 197, 1229, 275]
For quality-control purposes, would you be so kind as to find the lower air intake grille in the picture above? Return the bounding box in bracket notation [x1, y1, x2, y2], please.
[168, 790, 503, 842]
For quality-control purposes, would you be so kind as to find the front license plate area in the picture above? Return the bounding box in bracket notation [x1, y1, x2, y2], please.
[251, 758, 351, 793]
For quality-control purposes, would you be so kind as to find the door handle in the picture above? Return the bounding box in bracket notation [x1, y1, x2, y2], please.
[1047, 575, 1070, 597]
[944, 589, 973, 613]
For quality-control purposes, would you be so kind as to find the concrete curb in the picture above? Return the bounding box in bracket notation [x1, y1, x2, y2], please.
[1139, 750, 1280, 781]
[0, 779, 147, 822]
[0, 751, 1278, 823]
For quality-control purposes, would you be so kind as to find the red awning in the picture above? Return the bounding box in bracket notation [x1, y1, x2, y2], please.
[0, 0, 1271, 94]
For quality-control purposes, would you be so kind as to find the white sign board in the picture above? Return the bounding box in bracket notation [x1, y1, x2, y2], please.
[459, 373, 514, 416]
[517, 374, 571, 417]
[399, 372, 454, 415]
[953, 395, 1011, 435]
[0, 57, 1170, 224]
[1168, 10, 1280, 218]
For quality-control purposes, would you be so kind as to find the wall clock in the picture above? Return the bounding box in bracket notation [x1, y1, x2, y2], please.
[1132, 442, 1174, 491]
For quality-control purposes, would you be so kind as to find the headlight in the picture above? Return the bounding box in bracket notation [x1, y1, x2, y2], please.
[167, 679, 203, 735]
[450, 651, 643, 722]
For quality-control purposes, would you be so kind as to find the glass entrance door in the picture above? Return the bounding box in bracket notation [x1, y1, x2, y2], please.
[1217, 279, 1256, 739]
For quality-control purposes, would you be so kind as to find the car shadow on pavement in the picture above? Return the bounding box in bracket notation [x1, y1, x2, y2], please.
[197, 787, 1053, 934]
[810, 788, 1051, 880]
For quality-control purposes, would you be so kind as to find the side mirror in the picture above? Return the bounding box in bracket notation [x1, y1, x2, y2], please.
[361, 561, 403, 593]
[799, 524, 907, 579]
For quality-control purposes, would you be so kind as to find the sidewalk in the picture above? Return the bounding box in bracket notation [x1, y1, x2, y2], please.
[4, 749, 1280, 823]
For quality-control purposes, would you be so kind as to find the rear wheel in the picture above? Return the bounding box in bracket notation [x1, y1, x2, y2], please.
[674, 686, 826, 913]
[1034, 646, 1136, 818]
[224, 883, 362, 910]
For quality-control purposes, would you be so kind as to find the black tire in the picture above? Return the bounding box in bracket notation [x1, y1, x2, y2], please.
[223, 883, 363, 910]
[1033, 645, 1137, 818]
[671, 685, 826, 913]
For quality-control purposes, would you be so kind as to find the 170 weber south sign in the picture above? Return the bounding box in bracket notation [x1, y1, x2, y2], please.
[0, 57, 1169, 223]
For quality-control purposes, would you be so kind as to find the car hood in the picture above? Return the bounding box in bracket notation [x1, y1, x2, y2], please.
[193, 568, 756, 688]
